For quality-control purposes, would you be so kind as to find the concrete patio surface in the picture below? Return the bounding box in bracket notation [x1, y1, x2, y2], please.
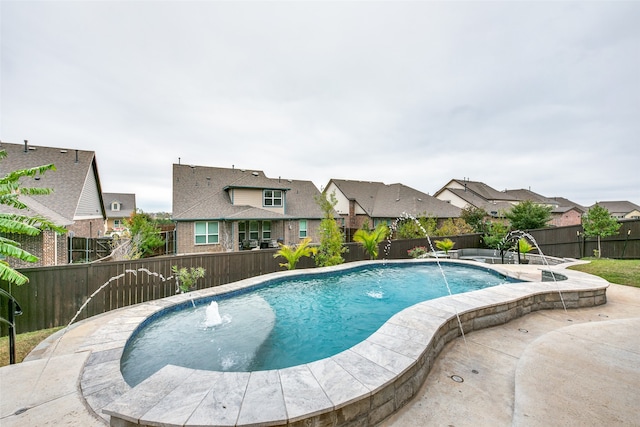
[381, 282, 640, 427]
[0, 264, 638, 427]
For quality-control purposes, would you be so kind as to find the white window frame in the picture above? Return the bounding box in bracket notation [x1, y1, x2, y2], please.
[262, 221, 271, 240]
[249, 220, 259, 240]
[263, 190, 283, 207]
[238, 221, 246, 242]
[299, 220, 307, 238]
[194, 221, 219, 245]
[111, 201, 120, 211]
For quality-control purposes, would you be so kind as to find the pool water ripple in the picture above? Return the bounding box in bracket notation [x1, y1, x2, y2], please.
[121, 262, 519, 386]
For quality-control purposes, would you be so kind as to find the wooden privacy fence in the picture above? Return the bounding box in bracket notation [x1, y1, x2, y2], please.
[1, 220, 638, 336]
[525, 219, 640, 260]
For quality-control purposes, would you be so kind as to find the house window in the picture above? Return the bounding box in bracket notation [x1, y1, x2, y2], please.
[111, 201, 120, 211]
[114, 219, 123, 229]
[263, 190, 283, 207]
[249, 221, 259, 240]
[374, 219, 392, 227]
[262, 221, 271, 240]
[238, 221, 246, 242]
[195, 221, 219, 244]
[299, 220, 307, 238]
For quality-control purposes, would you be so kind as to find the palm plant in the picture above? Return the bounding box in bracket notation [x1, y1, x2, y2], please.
[518, 238, 534, 260]
[274, 237, 317, 270]
[0, 150, 65, 285]
[353, 224, 389, 260]
[435, 238, 455, 254]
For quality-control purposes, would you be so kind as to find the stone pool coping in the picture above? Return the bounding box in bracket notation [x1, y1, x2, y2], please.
[79, 260, 608, 427]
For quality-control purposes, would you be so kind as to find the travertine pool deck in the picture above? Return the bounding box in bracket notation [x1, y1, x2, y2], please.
[2, 259, 636, 427]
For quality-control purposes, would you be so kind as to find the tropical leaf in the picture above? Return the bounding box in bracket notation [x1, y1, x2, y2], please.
[0, 261, 29, 286]
[353, 224, 389, 260]
[0, 216, 42, 235]
[0, 149, 59, 285]
[274, 237, 316, 270]
[1, 163, 56, 182]
[0, 239, 39, 263]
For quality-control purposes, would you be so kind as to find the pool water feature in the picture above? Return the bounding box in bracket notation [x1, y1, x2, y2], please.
[121, 262, 520, 386]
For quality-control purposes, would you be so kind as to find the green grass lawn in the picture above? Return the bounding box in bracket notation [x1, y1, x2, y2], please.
[568, 258, 640, 288]
[0, 326, 63, 367]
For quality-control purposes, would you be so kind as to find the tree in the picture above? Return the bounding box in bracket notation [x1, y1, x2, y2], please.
[505, 200, 552, 230]
[172, 266, 206, 293]
[0, 150, 65, 285]
[314, 192, 347, 267]
[582, 205, 621, 258]
[482, 221, 509, 249]
[395, 215, 437, 239]
[353, 224, 389, 260]
[435, 218, 474, 236]
[460, 206, 489, 233]
[123, 211, 164, 259]
[274, 237, 317, 270]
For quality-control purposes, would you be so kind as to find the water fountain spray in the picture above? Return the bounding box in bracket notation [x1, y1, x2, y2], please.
[20, 268, 176, 414]
[388, 213, 472, 360]
[501, 230, 569, 314]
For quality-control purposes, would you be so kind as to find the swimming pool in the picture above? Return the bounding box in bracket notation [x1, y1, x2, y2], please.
[121, 262, 520, 386]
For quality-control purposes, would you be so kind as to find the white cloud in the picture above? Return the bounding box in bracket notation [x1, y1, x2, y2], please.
[1, 1, 638, 211]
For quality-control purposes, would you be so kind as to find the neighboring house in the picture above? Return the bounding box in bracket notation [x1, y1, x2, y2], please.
[0, 140, 106, 267]
[434, 179, 515, 217]
[324, 179, 461, 240]
[591, 201, 640, 220]
[434, 179, 583, 226]
[172, 164, 325, 254]
[103, 192, 136, 236]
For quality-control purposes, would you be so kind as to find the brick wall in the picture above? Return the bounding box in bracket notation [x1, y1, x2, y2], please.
[68, 218, 107, 238]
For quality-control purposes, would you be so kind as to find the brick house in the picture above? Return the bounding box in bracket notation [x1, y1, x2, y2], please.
[434, 178, 584, 227]
[172, 164, 325, 254]
[103, 192, 136, 236]
[324, 179, 462, 241]
[591, 201, 640, 220]
[0, 141, 106, 267]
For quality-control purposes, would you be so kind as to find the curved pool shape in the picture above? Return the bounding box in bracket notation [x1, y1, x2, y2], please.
[121, 262, 520, 386]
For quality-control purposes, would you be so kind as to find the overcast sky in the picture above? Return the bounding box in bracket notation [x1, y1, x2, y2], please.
[1, 1, 639, 213]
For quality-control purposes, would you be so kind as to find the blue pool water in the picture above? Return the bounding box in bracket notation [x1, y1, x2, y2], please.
[121, 262, 520, 386]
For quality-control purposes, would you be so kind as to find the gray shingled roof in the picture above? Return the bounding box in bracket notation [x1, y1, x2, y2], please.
[103, 192, 136, 219]
[503, 189, 559, 206]
[329, 179, 461, 218]
[449, 179, 513, 201]
[0, 141, 104, 224]
[592, 201, 640, 216]
[445, 188, 514, 216]
[550, 197, 585, 212]
[172, 164, 324, 221]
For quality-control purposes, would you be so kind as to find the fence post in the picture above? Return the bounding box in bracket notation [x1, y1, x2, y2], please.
[0, 289, 23, 364]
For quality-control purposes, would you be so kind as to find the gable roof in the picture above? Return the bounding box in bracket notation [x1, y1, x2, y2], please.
[442, 188, 514, 216]
[103, 192, 136, 219]
[0, 141, 105, 225]
[503, 189, 559, 206]
[550, 197, 585, 213]
[592, 201, 640, 216]
[327, 179, 461, 218]
[435, 179, 513, 202]
[172, 164, 324, 221]
[436, 179, 589, 216]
